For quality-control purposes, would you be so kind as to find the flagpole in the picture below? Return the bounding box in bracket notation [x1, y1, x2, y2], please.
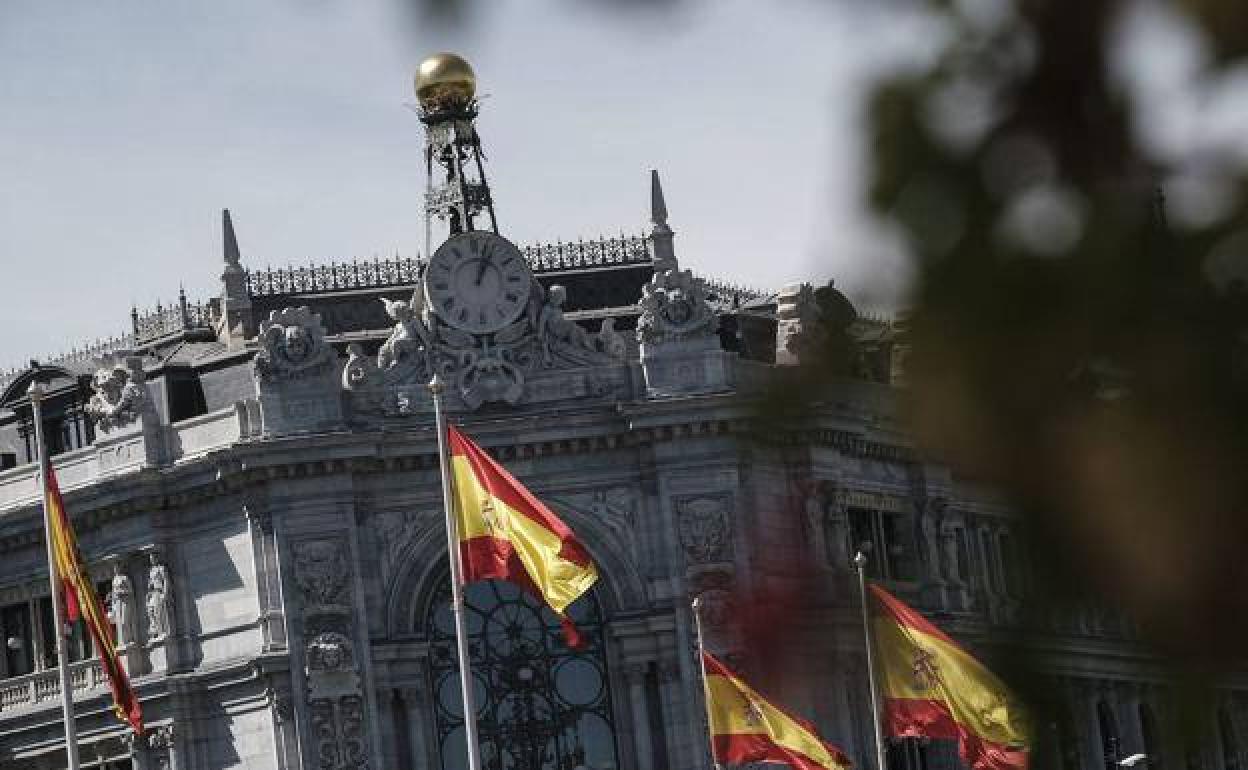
[853, 551, 888, 770]
[28, 381, 81, 770]
[429, 375, 483, 770]
[690, 597, 721, 770]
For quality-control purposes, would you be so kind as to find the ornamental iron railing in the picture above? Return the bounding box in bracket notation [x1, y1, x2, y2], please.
[130, 289, 221, 343]
[245, 234, 654, 298]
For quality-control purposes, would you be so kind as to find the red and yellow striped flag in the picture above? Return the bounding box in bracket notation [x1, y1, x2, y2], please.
[701, 651, 852, 770]
[870, 584, 1027, 770]
[47, 466, 144, 735]
[447, 425, 598, 646]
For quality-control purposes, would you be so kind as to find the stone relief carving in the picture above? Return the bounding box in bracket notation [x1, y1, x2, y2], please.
[676, 494, 734, 565]
[85, 355, 148, 433]
[106, 562, 136, 648]
[775, 282, 818, 366]
[343, 280, 626, 413]
[311, 695, 369, 770]
[254, 306, 336, 383]
[145, 552, 173, 642]
[293, 540, 350, 608]
[636, 268, 717, 346]
[294, 539, 370, 770]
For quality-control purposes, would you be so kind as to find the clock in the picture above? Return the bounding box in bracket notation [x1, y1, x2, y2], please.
[424, 231, 532, 334]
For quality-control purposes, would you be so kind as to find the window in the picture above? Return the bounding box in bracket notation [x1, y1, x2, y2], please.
[888, 737, 961, 770]
[849, 507, 909, 580]
[2, 602, 34, 677]
[0, 453, 15, 471]
[426, 576, 618, 770]
[167, 370, 208, 422]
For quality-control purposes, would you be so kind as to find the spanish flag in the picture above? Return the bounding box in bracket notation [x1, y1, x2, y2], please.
[870, 584, 1027, 770]
[447, 425, 598, 646]
[701, 651, 852, 770]
[47, 466, 144, 735]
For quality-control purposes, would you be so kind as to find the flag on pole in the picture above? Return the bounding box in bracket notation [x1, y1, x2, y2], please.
[869, 584, 1027, 770]
[447, 424, 598, 646]
[701, 651, 852, 770]
[47, 466, 144, 735]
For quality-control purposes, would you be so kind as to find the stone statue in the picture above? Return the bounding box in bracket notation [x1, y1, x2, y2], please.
[377, 290, 432, 371]
[596, 317, 628, 359]
[85, 357, 148, 433]
[145, 553, 173, 641]
[538, 285, 596, 365]
[106, 562, 135, 648]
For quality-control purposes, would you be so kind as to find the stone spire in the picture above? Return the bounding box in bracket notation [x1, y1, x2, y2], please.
[223, 208, 242, 271]
[649, 169, 677, 273]
[219, 208, 254, 347]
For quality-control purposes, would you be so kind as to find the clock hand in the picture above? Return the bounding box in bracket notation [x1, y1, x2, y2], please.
[474, 242, 494, 286]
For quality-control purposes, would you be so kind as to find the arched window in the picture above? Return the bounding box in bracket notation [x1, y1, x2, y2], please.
[1099, 700, 1121, 769]
[426, 575, 619, 770]
[1139, 703, 1163, 770]
[1220, 708, 1240, 770]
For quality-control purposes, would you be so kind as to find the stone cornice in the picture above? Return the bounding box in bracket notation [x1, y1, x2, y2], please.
[0, 396, 919, 547]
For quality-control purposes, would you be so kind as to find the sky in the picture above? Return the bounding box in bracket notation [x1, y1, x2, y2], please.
[0, 0, 940, 370]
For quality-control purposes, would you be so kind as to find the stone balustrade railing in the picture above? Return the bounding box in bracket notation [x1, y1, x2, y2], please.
[0, 403, 249, 514]
[0, 658, 107, 713]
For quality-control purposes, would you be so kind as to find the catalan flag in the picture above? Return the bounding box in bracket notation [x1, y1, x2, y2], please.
[870, 584, 1027, 770]
[47, 466, 144, 735]
[447, 424, 598, 646]
[701, 651, 852, 770]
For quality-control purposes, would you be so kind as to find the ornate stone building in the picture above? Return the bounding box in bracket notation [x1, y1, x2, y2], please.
[0, 56, 1243, 770]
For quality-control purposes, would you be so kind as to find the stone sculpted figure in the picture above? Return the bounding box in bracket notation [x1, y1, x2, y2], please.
[596, 317, 628, 359]
[86, 359, 147, 433]
[107, 562, 135, 648]
[145, 552, 173, 641]
[377, 290, 432, 371]
[538, 285, 596, 365]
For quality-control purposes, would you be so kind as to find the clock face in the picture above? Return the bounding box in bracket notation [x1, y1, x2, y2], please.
[424, 231, 532, 334]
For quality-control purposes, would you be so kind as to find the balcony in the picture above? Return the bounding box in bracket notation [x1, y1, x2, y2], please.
[0, 658, 108, 713]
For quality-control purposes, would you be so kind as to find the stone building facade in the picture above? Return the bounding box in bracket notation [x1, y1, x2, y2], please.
[0, 109, 1244, 770]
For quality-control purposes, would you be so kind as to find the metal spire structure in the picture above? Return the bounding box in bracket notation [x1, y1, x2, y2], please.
[415, 53, 499, 259]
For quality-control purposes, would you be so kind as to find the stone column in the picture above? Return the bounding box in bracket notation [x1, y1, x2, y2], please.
[401, 686, 434, 770]
[655, 659, 692, 770]
[624, 663, 655, 770]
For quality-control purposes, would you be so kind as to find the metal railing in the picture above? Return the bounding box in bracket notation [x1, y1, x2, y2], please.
[131, 289, 221, 343]
[244, 233, 654, 298]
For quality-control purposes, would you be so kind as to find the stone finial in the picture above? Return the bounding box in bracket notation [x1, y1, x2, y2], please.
[649, 170, 677, 272]
[223, 208, 242, 271]
[220, 208, 255, 346]
[650, 169, 670, 234]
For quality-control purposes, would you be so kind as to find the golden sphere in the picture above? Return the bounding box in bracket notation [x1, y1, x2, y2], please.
[414, 53, 476, 109]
